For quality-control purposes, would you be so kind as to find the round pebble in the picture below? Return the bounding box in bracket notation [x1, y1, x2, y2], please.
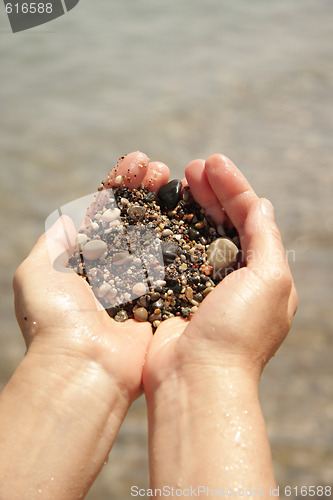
[101, 208, 121, 222]
[162, 229, 173, 237]
[161, 241, 179, 264]
[112, 252, 133, 266]
[132, 282, 147, 296]
[134, 307, 148, 322]
[127, 205, 146, 221]
[82, 240, 107, 260]
[207, 237, 239, 273]
[158, 179, 182, 209]
[97, 283, 111, 298]
[114, 310, 128, 322]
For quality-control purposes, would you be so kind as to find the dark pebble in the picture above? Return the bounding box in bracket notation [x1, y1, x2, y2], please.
[150, 292, 161, 302]
[106, 306, 119, 318]
[161, 241, 179, 264]
[153, 298, 164, 310]
[154, 286, 164, 293]
[144, 192, 156, 202]
[193, 293, 203, 303]
[114, 310, 128, 322]
[188, 227, 201, 241]
[166, 278, 178, 288]
[158, 179, 182, 209]
[181, 307, 191, 318]
[172, 282, 182, 293]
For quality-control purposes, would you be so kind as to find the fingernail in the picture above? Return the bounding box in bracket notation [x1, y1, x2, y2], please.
[260, 198, 275, 218]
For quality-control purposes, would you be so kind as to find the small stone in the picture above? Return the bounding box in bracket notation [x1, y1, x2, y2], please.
[181, 307, 191, 318]
[193, 293, 203, 303]
[144, 192, 156, 202]
[127, 205, 146, 221]
[188, 227, 200, 241]
[150, 292, 161, 302]
[106, 306, 119, 318]
[185, 287, 193, 301]
[162, 229, 173, 237]
[179, 263, 188, 272]
[115, 175, 123, 184]
[217, 224, 226, 236]
[202, 286, 214, 298]
[101, 208, 121, 222]
[161, 241, 179, 264]
[132, 282, 147, 296]
[195, 219, 207, 229]
[153, 320, 161, 328]
[155, 279, 167, 287]
[207, 237, 239, 273]
[153, 298, 164, 310]
[183, 187, 190, 202]
[134, 307, 148, 322]
[82, 240, 107, 261]
[114, 310, 128, 322]
[138, 295, 150, 307]
[112, 252, 133, 266]
[157, 179, 182, 209]
[97, 283, 112, 298]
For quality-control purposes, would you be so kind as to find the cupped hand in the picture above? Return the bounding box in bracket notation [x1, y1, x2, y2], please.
[143, 154, 298, 393]
[13, 151, 170, 399]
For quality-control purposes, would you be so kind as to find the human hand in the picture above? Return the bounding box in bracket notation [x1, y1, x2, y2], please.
[14, 151, 170, 398]
[144, 153, 298, 390]
[142, 154, 298, 494]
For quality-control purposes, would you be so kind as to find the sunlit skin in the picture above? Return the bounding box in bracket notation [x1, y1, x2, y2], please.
[0, 152, 297, 500]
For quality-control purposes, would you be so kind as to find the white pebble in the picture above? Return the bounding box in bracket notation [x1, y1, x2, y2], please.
[98, 283, 111, 298]
[162, 229, 173, 237]
[82, 240, 107, 261]
[132, 282, 147, 296]
[115, 175, 123, 184]
[101, 208, 121, 223]
[155, 280, 167, 287]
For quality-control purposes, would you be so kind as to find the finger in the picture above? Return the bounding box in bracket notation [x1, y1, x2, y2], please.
[243, 199, 294, 288]
[142, 161, 170, 192]
[185, 159, 226, 226]
[103, 151, 149, 189]
[204, 154, 258, 231]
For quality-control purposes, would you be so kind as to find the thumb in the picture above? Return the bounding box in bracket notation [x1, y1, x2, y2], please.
[31, 215, 77, 270]
[242, 198, 291, 282]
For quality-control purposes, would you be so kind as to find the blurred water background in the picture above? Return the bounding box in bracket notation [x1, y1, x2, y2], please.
[0, 0, 332, 498]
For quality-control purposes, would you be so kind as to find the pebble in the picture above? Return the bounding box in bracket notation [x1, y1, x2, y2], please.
[114, 310, 128, 322]
[134, 307, 148, 322]
[155, 279, 167, 287]
[157, 179, 182, 209]
[217, 224, 226, 236]
[132, 282, 147, 296]
[150, 292, 161, 301]
[127, 205, 146, 221]
[206, 237, 239, 272]
[161, 241, 179, 263]
[153, 298, 164, 310]
[112, 252, 133, 266]
[185, 286, 194, 301]
[188, 227, 200, 241]
[82, 240, 107, 260]
[162, 229, 173, 237]
[101, 208, 121, 222]
[115, 175, 123, 184]
[97, 283, 111, 298]
[202, 286, 214, 297]
[153, 320, 161, 328]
